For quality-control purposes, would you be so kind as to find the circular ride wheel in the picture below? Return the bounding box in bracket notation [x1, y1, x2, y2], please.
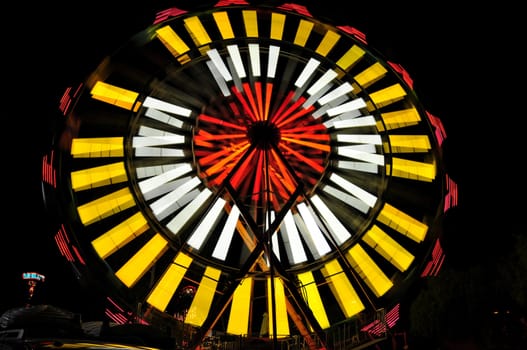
[43, 1, 450, 348]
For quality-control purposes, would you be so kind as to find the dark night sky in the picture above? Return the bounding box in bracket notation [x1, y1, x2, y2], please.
[1, 0, 523, 322]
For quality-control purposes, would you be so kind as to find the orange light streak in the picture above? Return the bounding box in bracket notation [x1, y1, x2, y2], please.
[269, 148, 297, 194]
[254, 82, 264, 121]
[254, 81, 265, 120]
[280, 123, 328, 134]
[229, 148, 257, 190]
[198, 114, 246, 131]
[281, 137, 331, 152]
[273, 96, 310, 127]
[231, 86, 257, 122]
[279, 143, 325, 173]
[195, 133, 247, 141]
[264, 83, 273, 121]
[242, 83, 263, 120]
[281, 132, 329, 141]
[251, 150, 265, 203]
[276, 105, 315, 129]
[194, 138, 215, 148]
[228, 101, 242, 116]
[202, 143, 250, 176]
[269, 91, 294, 123]
[208, 162, 235, 187]
[195, 130, 216, 148]
[199, 146, 234, 166]
[269, 169, 294, 206]
[242, 82, 261, 121]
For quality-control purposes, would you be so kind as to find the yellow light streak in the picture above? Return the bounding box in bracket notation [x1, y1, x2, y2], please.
[77, 188, 135, 225]
[92, 212, 149, 259]
[71, 138, 124, 158]
[147, 253, 193, 312]
[90, 81, 140, 111]
[346, 244, 393, 298]
[71, 162, 127, 191]
[115, 234, 169, 288]
[377, 203, 429, 242]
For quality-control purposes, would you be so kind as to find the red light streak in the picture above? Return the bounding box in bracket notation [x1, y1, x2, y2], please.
[231, 86, 258, 122]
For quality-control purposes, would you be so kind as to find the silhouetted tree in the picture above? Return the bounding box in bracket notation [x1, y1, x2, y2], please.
[408, 229, 527, 349]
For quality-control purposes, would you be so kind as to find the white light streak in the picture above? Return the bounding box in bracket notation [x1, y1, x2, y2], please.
[227, 45, 247, 79]
[207, 60, 231, 97]
[212, 205, 240, 260]
[311, 195, 351, 245]
[207, 48, 233, 82]
[294, 58, 320, 88]
[326, 98, 366, 117]
[297, 202, 331, 258]
[267, 45, 280, 78]
[249, 43, 260, 77]
[187, 198, 226, 249]
[167, 189, 213, 235]
[307, 70, 338, 96]
[318, 82, 353, 105]
[144, 108, 184, 128]
[148, 176, 201, 218]
[329, 173, 377, 208]
[143, 96, 192, 117]
[280, 210, 307, 264]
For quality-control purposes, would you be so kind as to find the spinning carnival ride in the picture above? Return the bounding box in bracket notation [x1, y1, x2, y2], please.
[42, 1, 456, 348]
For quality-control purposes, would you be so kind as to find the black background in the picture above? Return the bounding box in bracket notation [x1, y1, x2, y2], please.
[2, 0, 523, 325]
